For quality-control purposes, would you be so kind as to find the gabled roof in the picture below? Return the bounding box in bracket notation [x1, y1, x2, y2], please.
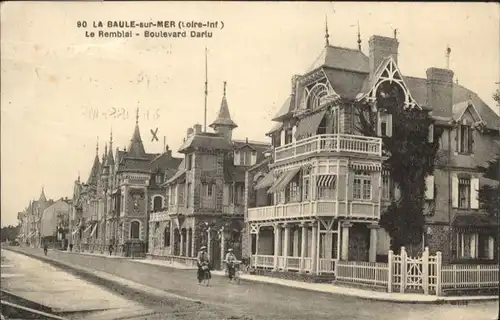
[308, 45, 369, 74]
[165, 158, 186, 185]
[271, 95, 295, 122]
[266, 121, 283, 136]
[402, 77, 500, 130]
[178, 133, 233, 153]
[149, 152, 183, 171]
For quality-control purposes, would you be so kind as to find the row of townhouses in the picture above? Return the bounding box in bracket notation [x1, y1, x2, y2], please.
[18, 189, 72, 249]
[18, 30, 499, 277]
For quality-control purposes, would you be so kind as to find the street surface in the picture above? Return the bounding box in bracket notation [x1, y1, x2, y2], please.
[3, 247, 499, 320]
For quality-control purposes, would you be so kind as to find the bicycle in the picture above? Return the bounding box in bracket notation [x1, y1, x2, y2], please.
[226, 260, 245, 284]
[200, 263, 211, 287]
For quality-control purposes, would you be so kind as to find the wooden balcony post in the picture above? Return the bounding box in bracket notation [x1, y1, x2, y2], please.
[180, 230, 185, 256]
[300, 223, 308, 273]
[273, 224, 282, 271]
[310, 222, 318, 274]
[341, 221, 352, 261]
[368, 223, 379, 262]
[283, 224, 290, 270]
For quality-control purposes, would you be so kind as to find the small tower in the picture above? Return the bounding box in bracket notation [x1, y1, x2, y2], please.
[209, 81, 238, 140]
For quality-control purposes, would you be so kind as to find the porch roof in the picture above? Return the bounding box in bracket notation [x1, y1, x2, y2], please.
[294, 110, 327, 140]
[254, 171, 274, 190]
[452, 214, 497, 228]
[268, 167, 300, 194]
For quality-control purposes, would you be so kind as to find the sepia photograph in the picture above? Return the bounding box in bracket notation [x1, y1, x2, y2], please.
[1, 1, 499, 319]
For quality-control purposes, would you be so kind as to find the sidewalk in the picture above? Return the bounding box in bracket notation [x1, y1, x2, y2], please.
[62, 249, 499, 304]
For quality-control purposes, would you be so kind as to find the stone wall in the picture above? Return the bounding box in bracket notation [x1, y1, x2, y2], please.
[425, 224, 452, 263]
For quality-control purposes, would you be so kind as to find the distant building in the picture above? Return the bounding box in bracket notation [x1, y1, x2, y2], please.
[148, 83, 270, 270]
[41, 198, 71, 249]
[19, 188, 53, 248]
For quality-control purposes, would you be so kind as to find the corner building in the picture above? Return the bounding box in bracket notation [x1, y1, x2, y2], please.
[245, 32, 500, 276]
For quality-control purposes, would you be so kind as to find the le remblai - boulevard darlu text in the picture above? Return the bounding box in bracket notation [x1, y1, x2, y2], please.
[79, 19, 222, 38]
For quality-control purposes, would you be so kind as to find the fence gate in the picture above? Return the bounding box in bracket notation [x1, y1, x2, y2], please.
[390, 247, 436, 294]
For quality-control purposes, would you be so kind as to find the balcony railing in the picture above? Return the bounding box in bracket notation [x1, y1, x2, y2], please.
[247, 200, 379, 222]
[274, 134, 382, 162]
[222, 204, 244, 215]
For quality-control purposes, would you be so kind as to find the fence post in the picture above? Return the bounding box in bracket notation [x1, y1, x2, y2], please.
[422, 247, 429, 295]
[387, 250, 393, 293]
[400, 247, 407, 294]
[435, 251, 442, 296]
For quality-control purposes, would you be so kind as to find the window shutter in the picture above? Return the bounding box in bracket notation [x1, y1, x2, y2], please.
[488, 236, 495, 260]
[455, 127, 460, 152]
[427, 124, 434, 143]
[451, 174, 459, 208]
[234, 151, 240, 166]
[470, 234, 477, 259]
[386, 114, 393, 137]
[425, 175, 435, 200]
[470, 177, 479, 209]
[376, 111, 382, 136]
[251, 152, 257, 165]
[280, 130, 286, 145]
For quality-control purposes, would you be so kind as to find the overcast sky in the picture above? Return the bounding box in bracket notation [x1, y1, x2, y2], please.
[1, 2, 499, 226]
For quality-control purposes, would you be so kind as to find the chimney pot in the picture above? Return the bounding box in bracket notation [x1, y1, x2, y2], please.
[194, 124, 202, 134]
[426, 67, 454, 119]
[369, 35, 399, 74]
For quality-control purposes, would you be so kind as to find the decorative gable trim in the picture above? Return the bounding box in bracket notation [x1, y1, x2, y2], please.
[456, 100, 486, 127]
[295, 69, 340, 115]
[358, 56, 420, 110]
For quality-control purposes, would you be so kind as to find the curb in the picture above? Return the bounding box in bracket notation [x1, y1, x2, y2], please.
[6, 247, 499, 305]
[3, 248, 206, 307]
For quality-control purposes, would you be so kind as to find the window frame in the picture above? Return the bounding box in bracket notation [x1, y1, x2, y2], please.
[353, 171, 372, 201]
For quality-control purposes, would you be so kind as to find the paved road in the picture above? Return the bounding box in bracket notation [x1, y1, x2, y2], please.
[8, 247, 499, 320]
[0, 249, 163, 319]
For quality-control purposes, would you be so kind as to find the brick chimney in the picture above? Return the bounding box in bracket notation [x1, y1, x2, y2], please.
[193, 124, 202, 134]
[165, 144, 172, 158]
[369, 35, 399, 74]
[426, 68, 454, 119]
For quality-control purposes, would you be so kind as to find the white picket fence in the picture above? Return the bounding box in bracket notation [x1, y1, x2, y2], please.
[335, 247, 499, 296]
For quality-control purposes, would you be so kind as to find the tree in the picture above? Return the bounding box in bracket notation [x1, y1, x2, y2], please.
[355, 83, 442, 253]
[0, 224, 21, 242]
[477, 89, 500, 217]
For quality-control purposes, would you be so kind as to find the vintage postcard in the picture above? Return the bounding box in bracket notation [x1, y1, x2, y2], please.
[1, 1, 499, 319]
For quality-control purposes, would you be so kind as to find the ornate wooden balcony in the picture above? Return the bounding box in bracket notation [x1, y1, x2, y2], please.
[274, 134, 382, 163]
[247, 200, 379, 222]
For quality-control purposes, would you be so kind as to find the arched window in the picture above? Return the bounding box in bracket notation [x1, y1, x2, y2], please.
[306, 83, 329, 110]
[130, 220, 140, 239]
[164, 225, 170, 247]
[153, 196, 163, 211]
